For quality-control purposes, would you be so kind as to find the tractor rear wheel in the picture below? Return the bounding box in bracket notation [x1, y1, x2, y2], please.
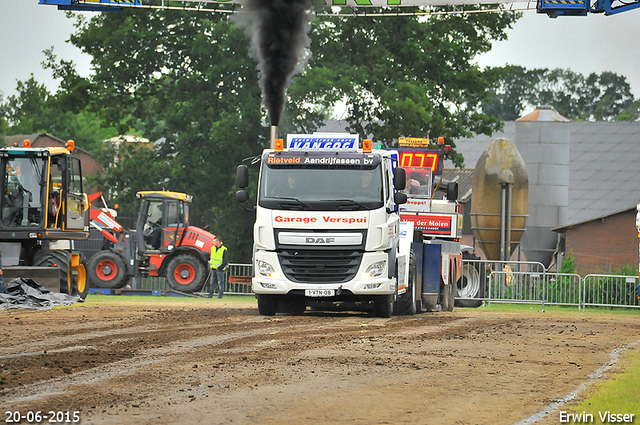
[165, 254, 207, 293]
[88, 251, 129, 289]
[33, 249, 72, 294]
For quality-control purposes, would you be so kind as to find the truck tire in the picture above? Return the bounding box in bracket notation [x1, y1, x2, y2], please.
[455, 251, 484, 308]
[257, 294, 278, 316]
[33, 249, 71, 294]
[394, 250, 417, 315]
[72, 254, 89, 300]
[88, 251, 129, 289]
[374, 294, 394, 318]
[166, 254, 207, 293]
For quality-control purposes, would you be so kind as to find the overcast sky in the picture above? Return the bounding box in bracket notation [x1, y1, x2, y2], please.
[2, 1, 640, 114]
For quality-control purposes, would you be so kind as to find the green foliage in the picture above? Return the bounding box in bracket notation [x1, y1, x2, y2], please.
[0, 74, 119, 153]
[560, 252, 576, 274]
[482, 66, 638, 121]
[289, 9, 520, 167]
[0, 93, 9, 137]
[66, 10, 265, 261]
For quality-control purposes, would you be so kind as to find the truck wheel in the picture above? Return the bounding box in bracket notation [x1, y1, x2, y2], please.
[374, 294, 394, 318]
[455, 252, 484, 308]
[394, 250, 417, 315]
[88, 251, 129, 289]
[72, 254, 89, 300]
[33, 249, 71, 294]
[257, 294, 278, 316]
[166, 255, 207, 293]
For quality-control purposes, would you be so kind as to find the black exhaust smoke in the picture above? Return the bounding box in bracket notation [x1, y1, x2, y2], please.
[242, 0, 313, 128]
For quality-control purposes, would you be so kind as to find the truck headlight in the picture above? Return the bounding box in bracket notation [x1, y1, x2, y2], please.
[363, 260, 386, 279]
[257, 260, 277, 278]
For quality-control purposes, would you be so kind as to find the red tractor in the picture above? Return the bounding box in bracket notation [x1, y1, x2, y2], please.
[87, 191, 216, 293]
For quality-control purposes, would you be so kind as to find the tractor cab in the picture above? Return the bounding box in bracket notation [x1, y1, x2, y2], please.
[135, 191, 191, 253]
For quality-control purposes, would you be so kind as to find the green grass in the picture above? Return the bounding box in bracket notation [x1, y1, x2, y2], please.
[562, 348, 640, 423]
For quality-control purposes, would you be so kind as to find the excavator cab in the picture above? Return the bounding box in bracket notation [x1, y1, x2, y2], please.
[0, 145, 87, 235]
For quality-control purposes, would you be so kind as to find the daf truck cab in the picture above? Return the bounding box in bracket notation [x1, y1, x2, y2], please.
[237, 134, 408, 317]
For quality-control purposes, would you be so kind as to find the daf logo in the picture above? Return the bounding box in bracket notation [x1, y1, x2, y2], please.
[306, 237, 336, 244]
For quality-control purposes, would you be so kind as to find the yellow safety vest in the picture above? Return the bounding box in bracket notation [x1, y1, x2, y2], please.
[210, 245, 227, 270]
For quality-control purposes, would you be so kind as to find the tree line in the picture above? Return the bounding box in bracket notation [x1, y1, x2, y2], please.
[0, 9, 638, 261]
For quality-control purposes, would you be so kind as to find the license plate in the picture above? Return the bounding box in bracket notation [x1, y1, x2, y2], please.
[305, 289, 335, 297]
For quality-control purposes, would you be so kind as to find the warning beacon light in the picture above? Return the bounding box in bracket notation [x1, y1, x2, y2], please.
[274, 139, 284, 152]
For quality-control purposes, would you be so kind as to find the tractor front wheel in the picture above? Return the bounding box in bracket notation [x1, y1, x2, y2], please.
[165, 254, 207, 293]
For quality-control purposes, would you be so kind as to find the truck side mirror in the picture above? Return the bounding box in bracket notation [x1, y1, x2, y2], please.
[236, 190, 249, 203]
[237, 165, 249, 189]
[394, 191, 407, 205]
[447, 181, 458, 201]
[394, 167, 406, 191]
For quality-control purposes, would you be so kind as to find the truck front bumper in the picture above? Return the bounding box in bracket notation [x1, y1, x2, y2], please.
[252, 251, 396, 297]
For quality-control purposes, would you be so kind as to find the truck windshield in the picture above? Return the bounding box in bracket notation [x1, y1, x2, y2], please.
[259, 153, 384, 211]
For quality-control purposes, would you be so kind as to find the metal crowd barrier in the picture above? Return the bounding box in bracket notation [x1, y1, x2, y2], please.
[458, 259, 640, 311]
[124, 263, 254, 296]
[582, 274, 640, 311]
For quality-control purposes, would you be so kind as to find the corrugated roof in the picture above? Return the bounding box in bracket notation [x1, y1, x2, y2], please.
[448, 121, 640, 228]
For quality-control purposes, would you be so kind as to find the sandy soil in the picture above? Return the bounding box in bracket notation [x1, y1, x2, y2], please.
[1, 298, 639, 425]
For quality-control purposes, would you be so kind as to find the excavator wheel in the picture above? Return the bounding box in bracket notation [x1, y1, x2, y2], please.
[88, 251, 129, 289]
[72, 254, 89, 300]
[33, 249, 72, 295]
[165, 254, 207, 293]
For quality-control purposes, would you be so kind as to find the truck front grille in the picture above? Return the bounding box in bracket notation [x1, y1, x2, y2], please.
[278, 249, 362, 283]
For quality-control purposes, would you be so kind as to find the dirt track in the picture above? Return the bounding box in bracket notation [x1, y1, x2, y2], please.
[1, 298, 639, 425]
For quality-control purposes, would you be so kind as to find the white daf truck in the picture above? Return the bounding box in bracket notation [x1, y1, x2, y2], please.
[236, 133, 409, 317]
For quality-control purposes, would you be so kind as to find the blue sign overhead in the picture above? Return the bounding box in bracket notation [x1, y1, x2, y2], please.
[38, 0, 141, 12]
[287, 134, 359, 151]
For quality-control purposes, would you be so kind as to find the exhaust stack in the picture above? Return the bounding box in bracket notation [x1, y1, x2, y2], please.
[270, 125, 279, 149]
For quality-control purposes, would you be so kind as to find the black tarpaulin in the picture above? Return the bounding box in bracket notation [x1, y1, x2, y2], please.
[0, 278, 80, 310]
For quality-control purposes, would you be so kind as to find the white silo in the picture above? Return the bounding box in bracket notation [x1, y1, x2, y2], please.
[514, 105, 571, 267]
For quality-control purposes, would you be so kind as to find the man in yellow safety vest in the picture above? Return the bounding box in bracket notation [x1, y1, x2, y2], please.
[208, 236, 229, 299]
